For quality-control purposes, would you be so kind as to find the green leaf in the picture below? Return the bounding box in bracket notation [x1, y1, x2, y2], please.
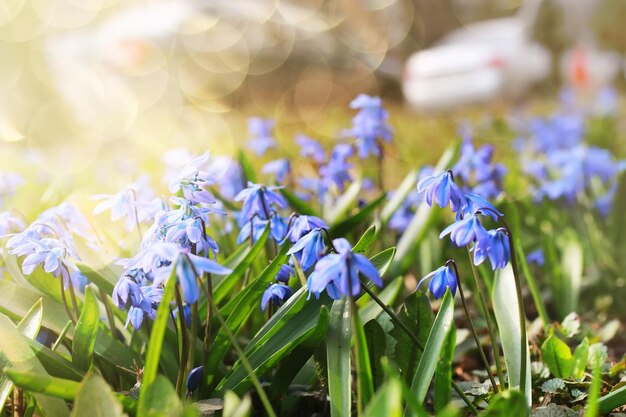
[25, 338, 83, 380]
[0, 299, 43, 411]
[223, 391, 252, 417]
[16, 298, 44, 338]
[435, 325, 456, 413]
[353, 225, 377, 254]
[76, 262, 117, 295]
[405, 290, 454, 416]
[206, 244, 288, 385]
[330, 193, 387, 237]
[213, 226, 270, 306]
[72, 286, 99, 372]
[280, 187, 318, 216]
[541, 335, 573, 379]
[369, 247, 396, 279]
[353, 306, 374, 409]
[364, 320, 387, 389]
[139, 266, 178, 410]
[364, 377, 403, 417]
[493, 264, 532, 403]
[217, 304, 329, 394]
[137, 375, 183, 417]
[572, 337, 590, 379]
[5, 369, 79, 400]
[238, 150, 257, 183]
[327, 298, 352, 417]
[481, 390, 529, 417]
[0, 314, 70, 417]
[584, 361, 602, 417]
[359, 277, 403, 325]
[389, 291, 433, 384]
[71, 372, 127, 417]
[327, 179, 362, 225]
[598, 381, 626, 415]
[558, 234, 583, 319]
[5, 370, 136, 414]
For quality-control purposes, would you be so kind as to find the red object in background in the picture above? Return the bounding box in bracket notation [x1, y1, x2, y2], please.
[570, 47, 589, 89]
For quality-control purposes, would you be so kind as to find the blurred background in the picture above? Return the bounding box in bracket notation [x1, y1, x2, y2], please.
[1, 0, 625, 198]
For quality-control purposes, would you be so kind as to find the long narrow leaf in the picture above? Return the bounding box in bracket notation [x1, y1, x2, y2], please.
[72, 286, 99, 371]
[405, 290, 454, 416]
[434, 325, 456, 413]
[492, 264, 532, 405]
[327, 298, 352, 417]
[353, 306, 374, 409]
[139, 266, 178, 407]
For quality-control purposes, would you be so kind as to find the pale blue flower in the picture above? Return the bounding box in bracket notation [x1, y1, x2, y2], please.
[261, 283, 294, 311]
[418, 265, 457, 299]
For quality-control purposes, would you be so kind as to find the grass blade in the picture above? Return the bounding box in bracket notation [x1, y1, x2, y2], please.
[327, 298, 352, 417]
[434, 325, 456, 413]
[72, 286, 99, 372]
[405, 290, 454, 416]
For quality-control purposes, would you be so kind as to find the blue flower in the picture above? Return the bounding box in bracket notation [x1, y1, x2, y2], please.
[247, 117, 276, 156]
[287, 228, 326, 271]
[261, 283, 294, 311]
[526, 249, 545, 266]
[472, 228, 510, 270]
[276, 264, 294, 283]
[187, 366, 204, 393]
[112, 275, 143, 310]
[460, 193, 503, 221]
[167, 151, 218, 205]
[306, 238, 381, 299]
[235, 183, 286, 223]
[297, 134, 325, 163]
[0, 211, 24, 235]
[237, 215, 286, 244]
[284, 215, 328, 243]
[319, 144, 353, 192]
[439, 212, 488, 247]
[453, 133, 506, 199]
[418, 265, 457, 299]
[417, 170, 467, 212]
[344, 94, 393, 158]
[262, 159, 291, 183]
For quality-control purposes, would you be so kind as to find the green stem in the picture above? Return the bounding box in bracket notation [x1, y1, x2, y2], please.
[201, 273, 212, 374]
[211, 303, 277, 417]
[188, 302, 198, 373]
[466, 249, 506, 391]
[516, 243, 549, 330]
[59, 278, 76, 325]
[98, 286, 120, 341]
[51, 320, 72, 351]
[67, 277, 81, 322]
[360, 283, 478, 415]
[448, 260, 499, 393]
[350, 297, 363, 417]
[478, 207, 528, 394]
[174, 286, 189, 397]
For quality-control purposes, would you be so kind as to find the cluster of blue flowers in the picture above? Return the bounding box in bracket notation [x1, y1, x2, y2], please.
[110, 152, 232, 329]
[417, 170, 510, 298]
[514, 104, 625, 214]
[4, 203, 93, 291]
[453, 128, 506, 199]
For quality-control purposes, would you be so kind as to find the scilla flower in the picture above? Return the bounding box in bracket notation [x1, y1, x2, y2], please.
[261, 283, 294, 311]
[284, 215, 327, 243]
[276, 264, 294, 283]
[418, 264, 457, 299]
[440, 212, 488, 247]
[247, 117, 276, 156]
[262, 159, 291, 183]
[418, 170, 467, 212]
[307, 238, 381, 299]
[186, 366, 204, 394]
[235, 183, 286, 223]
[287, 228, 326, 271]
[472, 228, 511, 270]
[344, 94, 393, 158]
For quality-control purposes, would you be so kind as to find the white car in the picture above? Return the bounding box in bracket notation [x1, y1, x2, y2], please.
[402, 2, 551, 110]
